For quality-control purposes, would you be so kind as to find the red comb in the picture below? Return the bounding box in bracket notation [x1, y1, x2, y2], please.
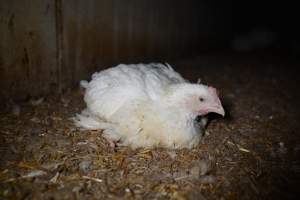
[208, 86, 218, 96]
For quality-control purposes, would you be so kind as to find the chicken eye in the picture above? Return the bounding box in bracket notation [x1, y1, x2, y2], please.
[199, 97, 205, 102]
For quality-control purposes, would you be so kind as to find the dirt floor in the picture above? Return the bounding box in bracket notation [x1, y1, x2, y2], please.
[1, 53, 300, 200]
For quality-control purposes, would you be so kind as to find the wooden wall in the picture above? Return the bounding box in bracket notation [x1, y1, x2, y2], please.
[0, 0, 57, 101]
[0, 0, 231, 101]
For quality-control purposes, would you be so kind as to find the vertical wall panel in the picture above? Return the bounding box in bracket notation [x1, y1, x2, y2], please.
[0, 0, 232, 101]
[0, 0, 57, 101]
[61, 0, 225, 85]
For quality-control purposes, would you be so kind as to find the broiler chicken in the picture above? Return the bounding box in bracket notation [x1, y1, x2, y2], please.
[75, 63, 224, 149]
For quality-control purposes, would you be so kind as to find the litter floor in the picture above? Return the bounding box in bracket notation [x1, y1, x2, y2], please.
[1, 52, 299, 200]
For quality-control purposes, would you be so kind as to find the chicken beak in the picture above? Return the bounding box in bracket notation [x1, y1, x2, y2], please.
[198, 104, 225, 117]
[207, 86, 225, 117]
[208, 104, 225, 117]
[212, 106, 225, 117]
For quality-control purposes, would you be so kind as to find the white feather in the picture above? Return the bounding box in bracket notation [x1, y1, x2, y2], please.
[80, 80, 89, 89]
[74, 63, 223, 149]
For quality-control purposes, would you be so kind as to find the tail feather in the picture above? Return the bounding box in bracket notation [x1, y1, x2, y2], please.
[80, 80, 89, 89]
[73, 109, 110, 130]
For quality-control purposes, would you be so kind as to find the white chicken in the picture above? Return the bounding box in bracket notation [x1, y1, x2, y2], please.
[74, 63, 224, 149]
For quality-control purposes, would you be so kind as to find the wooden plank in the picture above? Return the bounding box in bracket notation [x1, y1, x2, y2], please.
[0, 0, 57, 101]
